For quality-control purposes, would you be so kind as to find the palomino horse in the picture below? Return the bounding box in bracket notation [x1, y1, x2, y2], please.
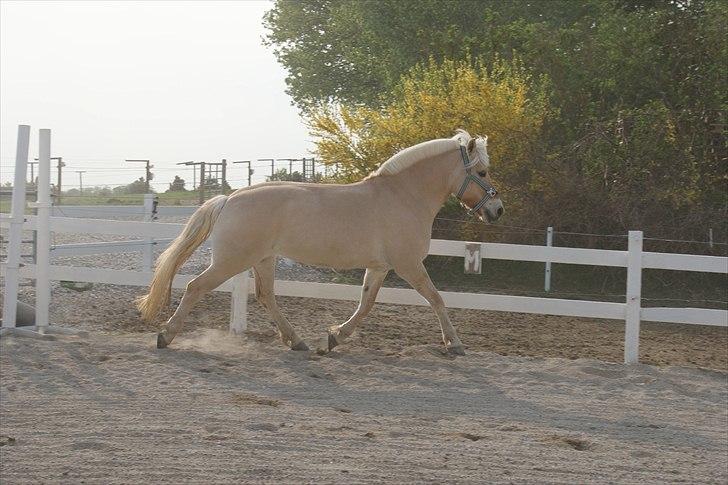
[137, 130, 504, 355]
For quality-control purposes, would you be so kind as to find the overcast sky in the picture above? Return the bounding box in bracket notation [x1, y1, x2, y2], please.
[0, 0, 312, 189]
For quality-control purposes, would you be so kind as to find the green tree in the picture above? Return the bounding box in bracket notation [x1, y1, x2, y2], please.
[268, 168, 323, 183]
[267, 0, 727, 240]
[113, 177, 153, 195]
[167, 175, 187, 192]
[268, 168, 304, 182]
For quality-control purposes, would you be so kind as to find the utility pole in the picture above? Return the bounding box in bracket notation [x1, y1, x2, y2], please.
[34, 156, 63, 202]
[221, 158, 228, 193]
[233, 160, 253, 186]
[177, 161, 211, 204]
[279, 158, 301, 177]
[200, 162, 206, 204]
[54, 157, 64, 203]
[75, 170, 86, 194]
[125, 159, 153, 192]
[258, 158, 274, 179]
[28, 161, 38, 186]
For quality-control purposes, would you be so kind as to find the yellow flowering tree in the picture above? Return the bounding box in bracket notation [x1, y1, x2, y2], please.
[310, 57, 551, 210]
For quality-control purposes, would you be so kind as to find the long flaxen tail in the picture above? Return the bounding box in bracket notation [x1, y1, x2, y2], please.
[136, 194, 228, 322]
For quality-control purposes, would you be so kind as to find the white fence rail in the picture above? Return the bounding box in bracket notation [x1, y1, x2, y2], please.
[47, 202, 203, 264]
[2, 126, 726, 364]
[3, 212, 727, 363]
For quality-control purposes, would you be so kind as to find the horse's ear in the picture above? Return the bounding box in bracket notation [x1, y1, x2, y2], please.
[467, 137, 476, 152]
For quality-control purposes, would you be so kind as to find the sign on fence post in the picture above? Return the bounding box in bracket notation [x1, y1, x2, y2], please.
[229, 271, 249, 334]
[624, 230, 643, 364]
[143, 194, 156, 271]
[544, 226, 553, 292]
[464, 243, 482, 274]
[1, 125, 30, 329]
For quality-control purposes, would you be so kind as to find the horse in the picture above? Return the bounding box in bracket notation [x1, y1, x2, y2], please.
[137, 130, 504, 355]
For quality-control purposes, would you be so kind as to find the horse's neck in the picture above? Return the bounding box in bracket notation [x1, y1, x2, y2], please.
[386, 150, 460, 222]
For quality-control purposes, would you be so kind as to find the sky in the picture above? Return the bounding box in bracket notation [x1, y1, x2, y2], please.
[0, 0, 312, 189]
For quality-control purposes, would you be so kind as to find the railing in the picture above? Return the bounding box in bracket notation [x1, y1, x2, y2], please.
[2, 212, 726, 363]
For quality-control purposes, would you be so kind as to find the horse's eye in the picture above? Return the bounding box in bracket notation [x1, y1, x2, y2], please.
[477, 171, 487, 177]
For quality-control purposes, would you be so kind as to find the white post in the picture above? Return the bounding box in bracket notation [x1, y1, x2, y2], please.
[2, 125, 30, 328]
[34, 129, 52, 328]
[229, 271, 249, 334]
[143, 193, 156, 271]
[708, 228, 713, 250]
[624, 230, 643, 364]
[544, 226, 553, 292]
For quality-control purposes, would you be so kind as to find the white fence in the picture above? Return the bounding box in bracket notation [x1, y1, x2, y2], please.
[2, 126, 727, 363]
[3, 211, 727, 361]
[46, 197, 200, 266]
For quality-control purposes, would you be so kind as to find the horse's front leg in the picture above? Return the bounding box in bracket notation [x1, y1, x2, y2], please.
[394, 261, 465, 355]
[316, 267, 389, 354]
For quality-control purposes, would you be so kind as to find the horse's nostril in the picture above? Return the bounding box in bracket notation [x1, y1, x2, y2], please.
[496, 207, 504, 218]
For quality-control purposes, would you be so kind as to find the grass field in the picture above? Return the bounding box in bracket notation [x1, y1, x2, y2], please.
[0, 191, 202, 213]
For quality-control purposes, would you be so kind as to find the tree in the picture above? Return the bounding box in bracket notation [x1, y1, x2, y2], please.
[267, 168, 323, 183]
[311, 57, 550, 211]
[167, 175, 187, 192]
[268, 168, 304, 182]
[267, 0, 727, 241]
[112, 177, 153, 195]
[202, 177, 220, 190]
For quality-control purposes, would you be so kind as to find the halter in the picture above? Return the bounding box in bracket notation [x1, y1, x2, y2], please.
[455, 144, 498, 216]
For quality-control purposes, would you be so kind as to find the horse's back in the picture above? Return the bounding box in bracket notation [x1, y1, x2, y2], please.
[212, 181, 397, 268]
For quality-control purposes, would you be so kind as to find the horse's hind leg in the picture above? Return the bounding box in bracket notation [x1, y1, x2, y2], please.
[253, 257, 308, 351]
[157, 263, 244, 348]
[316, 267, 388, 354]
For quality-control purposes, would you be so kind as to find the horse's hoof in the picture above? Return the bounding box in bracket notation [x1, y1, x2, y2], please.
[315, 337, 330, 355]
[291, 340, 309, 351]
[447, 345, 466, 356]
[315, 333, 339, 355]
[156, 333, 168, 349]
[327, 332, 339, 351]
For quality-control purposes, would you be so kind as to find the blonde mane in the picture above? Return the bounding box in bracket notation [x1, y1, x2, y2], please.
[374, 132, 471, 176]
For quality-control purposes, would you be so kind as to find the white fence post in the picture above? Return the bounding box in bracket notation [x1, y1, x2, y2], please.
[229, 271, 249, 334]
[624, 230, 643, 364]
[34, 129, 52, 328]
[2, 125, 30, 328]
[544, 226, 553, 292]
[142, 193, 156, 271]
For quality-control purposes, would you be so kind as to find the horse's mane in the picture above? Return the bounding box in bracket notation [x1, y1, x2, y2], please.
[373, 130, 471, 177]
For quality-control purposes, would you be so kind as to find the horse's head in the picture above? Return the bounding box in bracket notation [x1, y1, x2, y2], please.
[453, 134, 504, 223]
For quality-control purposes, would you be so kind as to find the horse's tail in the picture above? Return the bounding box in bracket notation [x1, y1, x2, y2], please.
[136, 194, 228, 322]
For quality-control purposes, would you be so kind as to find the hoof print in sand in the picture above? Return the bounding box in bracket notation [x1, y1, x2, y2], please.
[232, 392, 281, 407]
[0, 436, 16, 447]
[544, 434, 592, 451]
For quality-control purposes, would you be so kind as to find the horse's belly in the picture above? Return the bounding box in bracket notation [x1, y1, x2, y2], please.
[277, 238, 382, 270]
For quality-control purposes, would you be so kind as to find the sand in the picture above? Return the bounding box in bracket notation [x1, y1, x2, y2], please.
[1, 315, 727, 483]
[2, 219, 727, 483]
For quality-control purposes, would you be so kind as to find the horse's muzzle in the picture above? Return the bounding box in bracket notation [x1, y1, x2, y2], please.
[484, 201, 504, 223]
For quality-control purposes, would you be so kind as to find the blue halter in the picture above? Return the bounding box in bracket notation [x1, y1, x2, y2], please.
[455, 145, 498, 216]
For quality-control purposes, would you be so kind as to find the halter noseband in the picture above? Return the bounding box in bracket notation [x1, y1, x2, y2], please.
[455, 144, 498, 216]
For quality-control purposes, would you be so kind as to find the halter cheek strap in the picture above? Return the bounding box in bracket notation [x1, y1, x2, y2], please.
[456, 145, 498, 215]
